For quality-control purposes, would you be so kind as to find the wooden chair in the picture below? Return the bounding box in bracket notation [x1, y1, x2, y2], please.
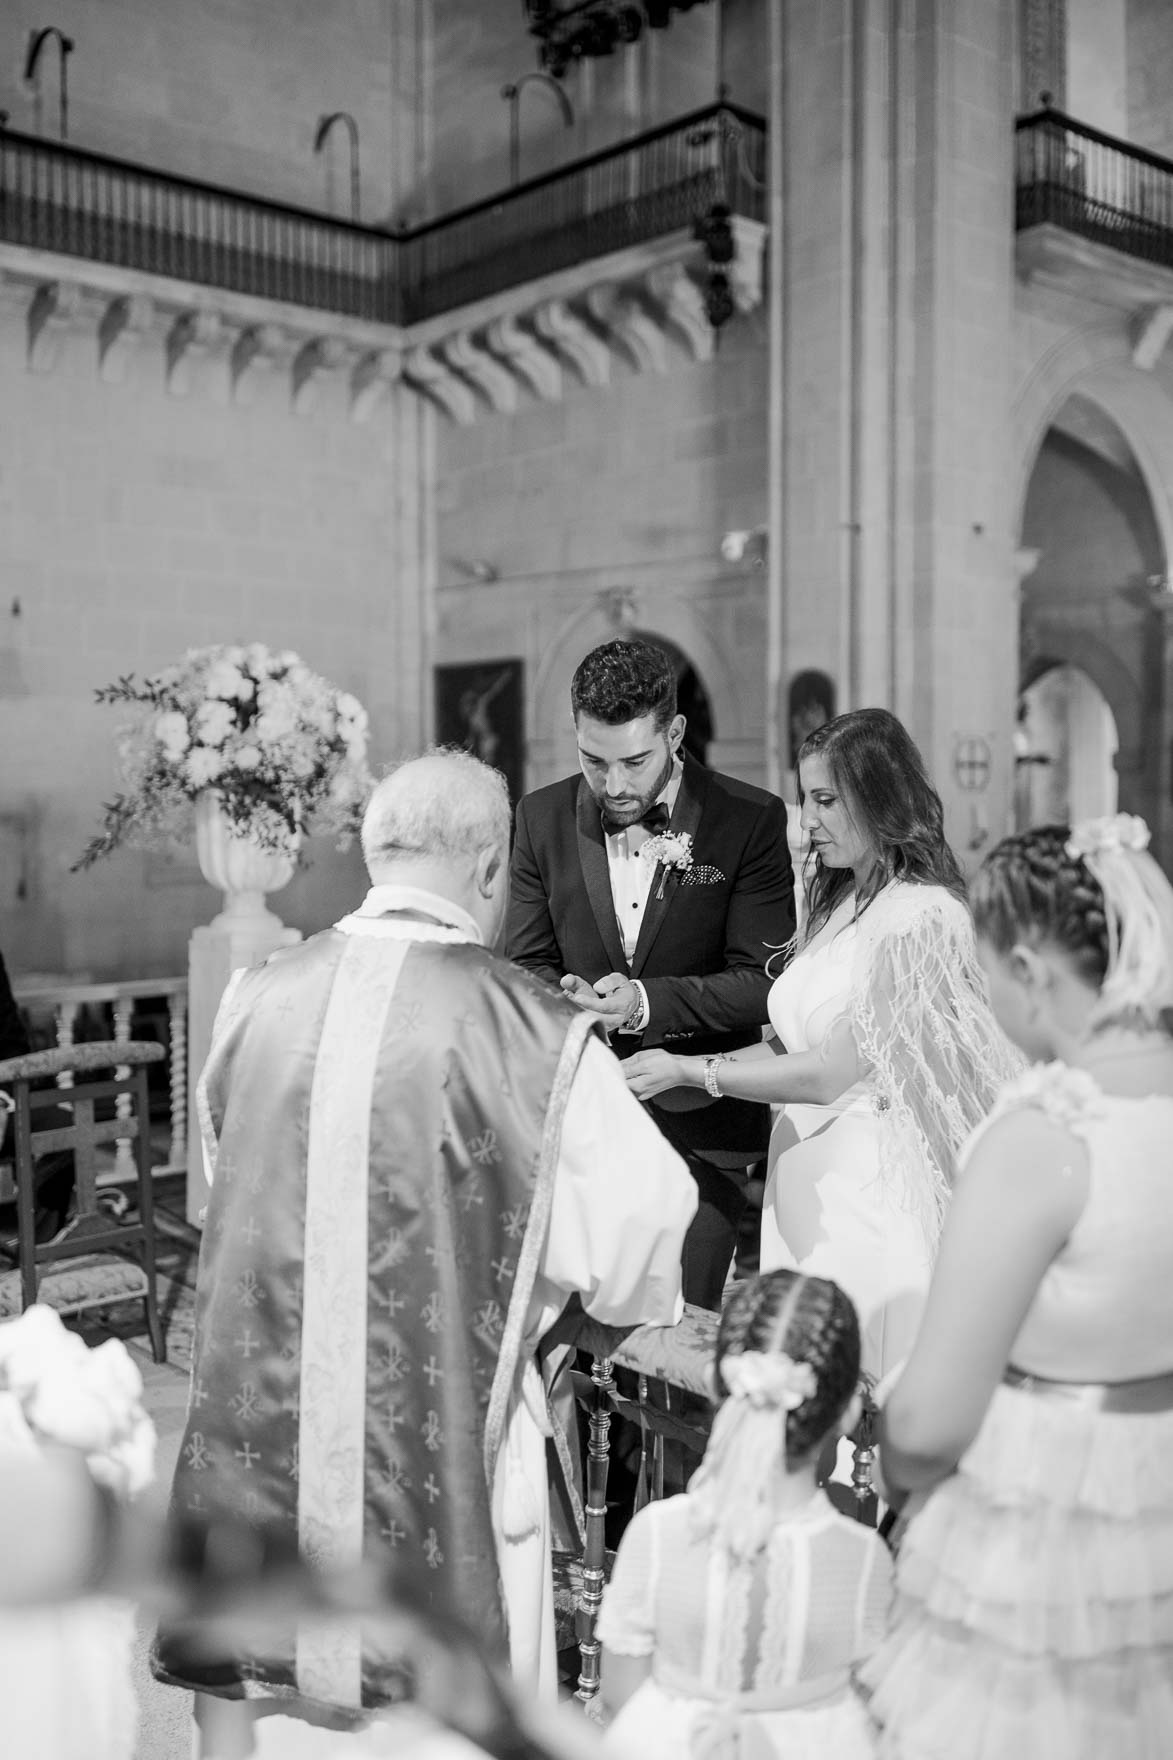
[0, 1040, 167, 1361]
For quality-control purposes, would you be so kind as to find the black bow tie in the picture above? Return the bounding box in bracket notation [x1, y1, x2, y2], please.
[601, 800, 670, 838]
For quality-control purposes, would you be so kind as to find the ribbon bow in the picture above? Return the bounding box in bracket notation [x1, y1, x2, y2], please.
[601, 799, 670, 837]
[1066, 813, 1151, 862]
[718, 1351, 817, 1411]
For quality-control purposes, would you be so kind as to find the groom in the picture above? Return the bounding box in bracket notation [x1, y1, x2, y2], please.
[506, 639, 794, 1307]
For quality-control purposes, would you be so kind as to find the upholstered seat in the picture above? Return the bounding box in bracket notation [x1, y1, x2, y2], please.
[0, 1040, 167, 1360]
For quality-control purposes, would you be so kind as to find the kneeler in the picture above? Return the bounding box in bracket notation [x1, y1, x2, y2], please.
[562, 1303, 879, 1708]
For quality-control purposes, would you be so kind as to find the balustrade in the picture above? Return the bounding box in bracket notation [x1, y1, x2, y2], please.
[1016, 107, 1173, 271]
[10, 976, 187, 1186]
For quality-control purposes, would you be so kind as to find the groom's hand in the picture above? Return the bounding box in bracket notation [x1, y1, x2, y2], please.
[560, 973, 607, 1012]
[588, 973, 639, 1028]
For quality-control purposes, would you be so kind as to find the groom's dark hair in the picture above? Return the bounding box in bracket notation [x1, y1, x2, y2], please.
[571, 640, 677, 732]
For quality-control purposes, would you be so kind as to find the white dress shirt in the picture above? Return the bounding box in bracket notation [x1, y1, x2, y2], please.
[604, 760, 683, 1028]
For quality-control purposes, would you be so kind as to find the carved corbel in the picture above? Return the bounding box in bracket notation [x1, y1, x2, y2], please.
[291, 336, 349, 415]
[586, 286, 668, 375]
[98, 294, 154, 384]
[230, 323, 290, 405]
[1131, 303, 1173, 372]
[401, 346, 477, 425]
[532, 299, 609, 388]
[27, 281, 84, 374]
[646, 263, 714, 362]
[441, 332, 519, 414]
[349, 348, 401, 423]
[728, 217, 766, 314]
[166, 310, 223, 397]
[484, 314, 561, 402]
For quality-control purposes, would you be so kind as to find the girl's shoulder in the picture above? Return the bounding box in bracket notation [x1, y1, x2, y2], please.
[986, 1061, 1106, 1133]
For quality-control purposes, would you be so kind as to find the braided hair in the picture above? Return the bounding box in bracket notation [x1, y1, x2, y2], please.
[715, 1269, 861, 1464]
[969, 825, 1110, 990]
[688, 1271, 862, 1558]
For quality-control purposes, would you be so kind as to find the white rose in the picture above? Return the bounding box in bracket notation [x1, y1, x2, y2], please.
[278, 650, 302, 670]
[254, 703, 298, 743]
[233, 744, 262, 771]
[155, 711, 190, 759]
[195, 700, 236, 746]
[335, 692, 363, 723]
[287, 748, 316, 781]
[204, 661, 253, 703]
[186, 745, 226, 787]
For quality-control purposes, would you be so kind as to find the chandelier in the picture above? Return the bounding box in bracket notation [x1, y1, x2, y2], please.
[523, 1, 714, 78]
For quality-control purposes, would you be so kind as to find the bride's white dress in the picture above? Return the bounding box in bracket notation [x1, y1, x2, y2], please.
[759, 883, 1019, 1383]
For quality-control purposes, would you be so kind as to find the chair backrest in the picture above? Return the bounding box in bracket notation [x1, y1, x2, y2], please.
[0, 1039, 166, 1308]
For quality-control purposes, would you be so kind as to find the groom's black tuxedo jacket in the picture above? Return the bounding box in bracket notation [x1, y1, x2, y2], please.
[505, 757, 795, 1161]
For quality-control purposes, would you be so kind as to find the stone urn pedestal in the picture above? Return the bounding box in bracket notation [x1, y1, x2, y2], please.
[185, 792, 302, 1225]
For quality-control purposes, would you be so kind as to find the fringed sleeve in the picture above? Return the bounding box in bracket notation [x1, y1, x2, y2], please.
[849, 886, 1024, 1252]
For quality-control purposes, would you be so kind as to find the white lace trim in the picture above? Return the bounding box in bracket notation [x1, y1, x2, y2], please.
[847, 884, 1025, 1250]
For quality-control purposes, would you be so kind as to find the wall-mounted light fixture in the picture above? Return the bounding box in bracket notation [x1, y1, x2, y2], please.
[446, 558, 499, 584]
[313, 111, 361, 221]
[24, 26, 75, 140]
[721, 526, 767, 567]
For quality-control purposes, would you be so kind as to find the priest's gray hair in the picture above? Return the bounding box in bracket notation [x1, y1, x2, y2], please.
[362, 747, 511, 870]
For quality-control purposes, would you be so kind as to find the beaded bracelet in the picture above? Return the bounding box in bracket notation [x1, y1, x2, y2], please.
[703, 1054, 728, 1099]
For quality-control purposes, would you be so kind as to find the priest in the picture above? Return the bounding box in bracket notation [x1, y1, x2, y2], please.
[153, 748, 696, 1757]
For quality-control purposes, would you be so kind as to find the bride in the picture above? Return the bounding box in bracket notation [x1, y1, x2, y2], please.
[625, 708, 1020, 1381]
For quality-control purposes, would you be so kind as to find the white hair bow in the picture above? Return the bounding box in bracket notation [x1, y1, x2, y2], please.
[719, 1351, 817, 1410]
[1066, 813, 1151, 861]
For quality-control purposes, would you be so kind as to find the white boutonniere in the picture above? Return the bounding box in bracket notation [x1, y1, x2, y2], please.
[641, 830, 694, 898]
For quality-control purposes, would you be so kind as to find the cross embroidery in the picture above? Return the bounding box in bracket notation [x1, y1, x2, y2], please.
[491, 1256, 513, 1285]
[373, 1286, 407, 1319]
[235, 1328, 260, 1360]
[423, 1528, 444, 1569]
[184, 1432, 211, 1471]
[421, 1293, 444, 1334]
[230, 1382, 262, 1423]
[468, 1129, 501, 1167]
[501, 1205, 526, 1241]
[423, 1355, 444, 1387]
[421, 1411, 444, 1453]
[423, 1474, 441, 1504]
[237, 1269, 262, 1309]
[234, 1442, 261, 1470]
[241, 1216, 261, 1246]
[382, 1519, 407, 1548]
[191, 1379, 209, 1410]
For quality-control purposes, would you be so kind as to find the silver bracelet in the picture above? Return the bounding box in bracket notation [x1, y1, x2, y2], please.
[703, 1054, 727, 1099]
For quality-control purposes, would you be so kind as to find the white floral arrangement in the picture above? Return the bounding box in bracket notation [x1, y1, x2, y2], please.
[1066, 813, 1151, 861]
[0, 1305, 155, 1499]
[641, 829, 694, 898]
[75, 642, 373, 869]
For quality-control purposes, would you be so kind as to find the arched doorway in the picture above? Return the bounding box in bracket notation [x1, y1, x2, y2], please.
[1015, 664, 1119, 832]
[634, 630, 715, 768]
[1018, 393, 1163, 841]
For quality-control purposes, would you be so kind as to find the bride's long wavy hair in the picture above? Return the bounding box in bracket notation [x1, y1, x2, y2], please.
[793, 708, 967, 950]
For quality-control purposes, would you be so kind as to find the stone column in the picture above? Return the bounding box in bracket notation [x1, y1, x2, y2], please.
[778, 0, 1018, 867]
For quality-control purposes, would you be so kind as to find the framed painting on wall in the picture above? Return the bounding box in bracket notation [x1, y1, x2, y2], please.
[434, 660, 525, 804]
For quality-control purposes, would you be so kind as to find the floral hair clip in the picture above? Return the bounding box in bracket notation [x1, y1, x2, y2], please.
[1066, 813, 1151, 862]
[719, 1350, 817, 1411]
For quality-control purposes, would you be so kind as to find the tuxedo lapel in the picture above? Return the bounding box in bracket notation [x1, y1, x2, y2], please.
[575, 779, 629, 974]
[630, 759, 708, 977]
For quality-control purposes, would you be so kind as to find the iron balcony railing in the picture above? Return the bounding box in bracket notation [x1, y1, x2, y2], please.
[1016, 107, 1173, 272]
[0, 101, 765, 328]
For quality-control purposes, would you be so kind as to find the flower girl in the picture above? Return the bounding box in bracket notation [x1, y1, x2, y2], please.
[866, 816, 1173, 1756]
[598, 1269, 891, 1760]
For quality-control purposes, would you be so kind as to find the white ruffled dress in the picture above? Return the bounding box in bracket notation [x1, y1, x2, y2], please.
[597, 1491, 892, 1760]
[863, 1064, 1173, 1758]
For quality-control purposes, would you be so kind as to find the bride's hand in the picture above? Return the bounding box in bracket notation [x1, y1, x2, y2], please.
[623, 1049, 691, 1099]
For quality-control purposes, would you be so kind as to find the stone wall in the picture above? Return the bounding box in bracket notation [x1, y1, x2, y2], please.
[432, 305, 770, 787]
[1126, 0, 1173, 158]
[0, 291, 407, 978]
